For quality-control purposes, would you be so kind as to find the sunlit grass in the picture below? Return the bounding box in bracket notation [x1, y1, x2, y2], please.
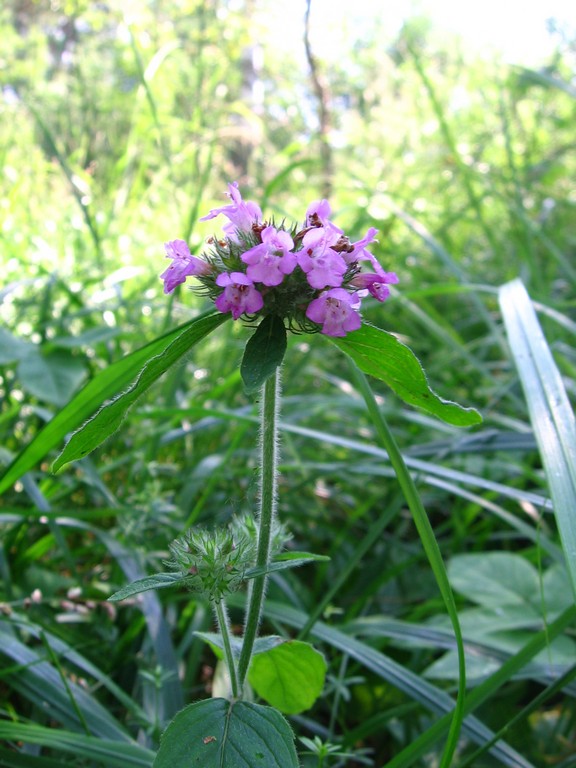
[1, 1, 575, 766]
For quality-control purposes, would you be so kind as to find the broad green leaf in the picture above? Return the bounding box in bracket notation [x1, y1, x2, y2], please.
[0, 327, 35, 363]
[448, 552, 540, 608]
[18, 351, 87, 406]
[0, 311, 228, 495]
[499, 279, 576, 601]
[248, 640, 327, 715]
[241, 314, 287, 394]
[0, 722, 154, 768]
[425, 635, 576, 682]
[331, 323, 482, 427]
[108, 573, 185, 601]
[258, 598, 554, 768]
[153, 698, 299, 768]
[53, 311, 228, 471]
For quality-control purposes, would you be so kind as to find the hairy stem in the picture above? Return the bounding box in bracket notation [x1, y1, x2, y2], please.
[237, 369, 280, 689]
[214, 599, 239, 699]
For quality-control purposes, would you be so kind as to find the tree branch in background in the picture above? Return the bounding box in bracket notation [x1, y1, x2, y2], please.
[304, 0, 333, 198]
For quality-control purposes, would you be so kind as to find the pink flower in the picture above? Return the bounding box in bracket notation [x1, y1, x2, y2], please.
[343, 227, 386, 275]
[306, 288, 362, 337]
[306, 199, 343, 235]
[160, 239, 212, 294]
[297, 227, 347, 290]
[214, 272, 264, 320]
[200, 182, 263, 241]
[351, 271, 399, 302]
[241, 226, 297, 286]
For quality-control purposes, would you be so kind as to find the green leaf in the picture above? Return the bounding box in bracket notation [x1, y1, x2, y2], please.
[53, 311, 228, 471]
[499, 278, 576, 601]
[347, 361, 467, 768]
[153, 698, 299, 768]
[0, 311, 227, 495]
[248, 640, 327, 715]
[0, 327, 36, 364]
[258, 598, 547, 768]
[108, 573, 186, 602]
[241, 315, 287, 394]
[109, 554, 329, 602]
[448, 552, 540, 608]
[17, 351, 87, 406]
[245, 551, 330, 579]
[330, 323, 482, 427]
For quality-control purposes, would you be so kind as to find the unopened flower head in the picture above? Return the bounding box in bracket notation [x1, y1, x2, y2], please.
[160, 183, 398, 337]
[168, 521, 257, 603]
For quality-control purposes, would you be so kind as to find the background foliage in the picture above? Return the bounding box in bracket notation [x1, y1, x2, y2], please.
[1, 0, 575, 766]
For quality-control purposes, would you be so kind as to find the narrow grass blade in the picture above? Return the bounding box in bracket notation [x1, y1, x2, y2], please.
[5, 613, 149, 723]
[258, 600, 535, 768]
[348, 362, 465, 768]
[0, 623, 133, 742]
[499, 279, 576, 600]
[55, 517, 184, 719]
[383, 604, 576, 768]
[0, 722, 154, 768]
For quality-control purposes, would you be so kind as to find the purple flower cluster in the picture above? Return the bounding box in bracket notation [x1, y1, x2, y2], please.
[160, 182, 398, 337]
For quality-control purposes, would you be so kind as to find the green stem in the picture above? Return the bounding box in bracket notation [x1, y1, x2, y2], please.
[237, 370, 280, 689]
[214, 599, 239, 699]
[347, 360, 466, 768]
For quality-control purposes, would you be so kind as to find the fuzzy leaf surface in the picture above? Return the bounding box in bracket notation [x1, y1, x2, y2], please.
[331, 323, 482, 427]
[108, 573, 185, 602]
[241, 314, 287, 394]
[153, 698, 299, 768]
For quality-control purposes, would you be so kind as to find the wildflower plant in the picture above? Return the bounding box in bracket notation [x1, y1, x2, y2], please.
[159, 182, 398, 337]
[3, 183, 483, 767]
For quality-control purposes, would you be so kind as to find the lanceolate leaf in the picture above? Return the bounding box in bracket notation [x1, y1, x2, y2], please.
[0, 311, 228, 493]
[241, 314, 287, 394]
[108, 573, 185, 602]
[245, 551, 330, 578]
[108, 552, 329, 602]
[52, 311, 228, 471]
[331, 323, 482, 427]
[153, 698, 299, 768]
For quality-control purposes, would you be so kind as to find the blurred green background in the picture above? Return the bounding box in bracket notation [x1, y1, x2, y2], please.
[1, 1, 575, 766]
